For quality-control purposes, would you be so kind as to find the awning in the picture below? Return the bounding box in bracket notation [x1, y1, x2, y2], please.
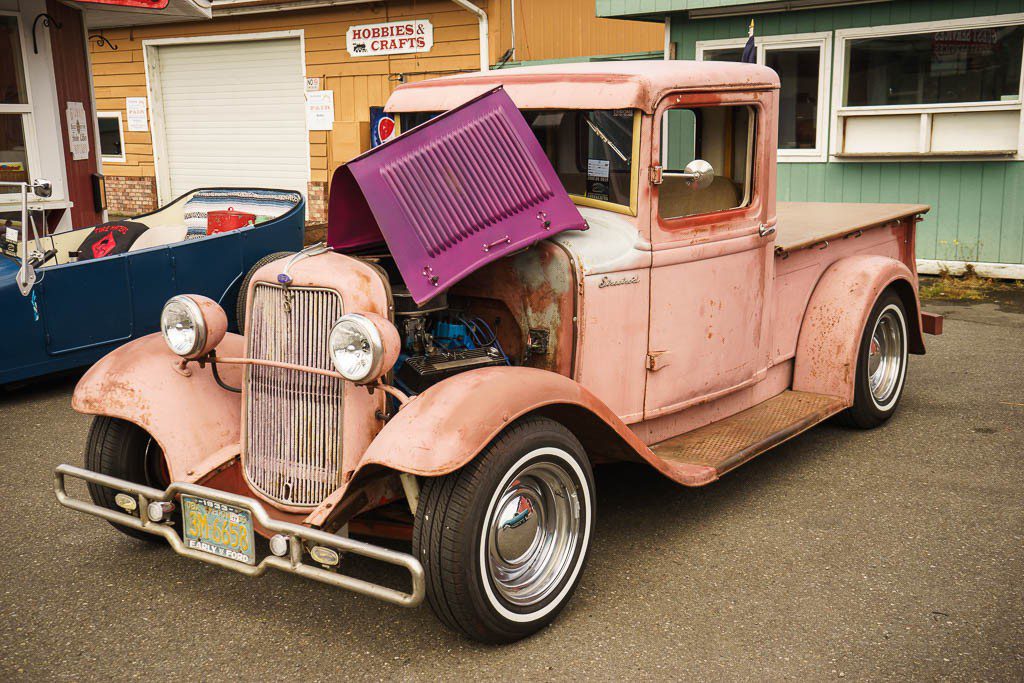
[72, 0, 212, 28]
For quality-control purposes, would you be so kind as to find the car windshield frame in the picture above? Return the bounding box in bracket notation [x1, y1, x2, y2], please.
[397, 108, 640, 217]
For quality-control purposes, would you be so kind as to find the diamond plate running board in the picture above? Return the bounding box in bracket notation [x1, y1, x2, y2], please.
[651, 391, 847, 476]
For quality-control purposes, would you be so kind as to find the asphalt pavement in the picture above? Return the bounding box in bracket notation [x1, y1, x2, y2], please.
[1, 295, 1021, 681]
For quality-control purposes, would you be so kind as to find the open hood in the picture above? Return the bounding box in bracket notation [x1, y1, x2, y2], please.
[327, 87, 587, 304]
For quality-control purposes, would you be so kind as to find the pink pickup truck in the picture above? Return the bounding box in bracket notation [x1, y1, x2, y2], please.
[56, 62, 941, 643]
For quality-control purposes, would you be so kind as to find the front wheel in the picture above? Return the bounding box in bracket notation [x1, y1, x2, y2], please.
[412, 416, 595, 643]
[837, 290, 909, 429]
[85, 416, 170, 542]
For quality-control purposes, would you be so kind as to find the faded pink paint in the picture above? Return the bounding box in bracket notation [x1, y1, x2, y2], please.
[69, 62, 940, 532]
[188, 295, 228, 359]
[73, 333, 244, 483]
[239, 251, 391, 512]
[304, 366, 718, 527]
[793, 255, 921, 402]
[386, 61, 780, 115]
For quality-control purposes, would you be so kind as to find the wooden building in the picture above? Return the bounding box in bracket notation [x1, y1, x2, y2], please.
[87, 0, 662, 223]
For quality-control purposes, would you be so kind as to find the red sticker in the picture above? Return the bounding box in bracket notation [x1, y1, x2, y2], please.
[377, 116, 395, 142]
[92, 232, 117, 258]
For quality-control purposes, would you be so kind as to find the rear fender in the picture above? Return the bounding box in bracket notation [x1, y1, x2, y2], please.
[305, 366, 716, 526]
[72, 333, 243, 482]
[793, 255, 925, 403]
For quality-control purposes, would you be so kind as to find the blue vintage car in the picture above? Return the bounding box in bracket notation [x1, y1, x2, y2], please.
[1, 187, 305, 384]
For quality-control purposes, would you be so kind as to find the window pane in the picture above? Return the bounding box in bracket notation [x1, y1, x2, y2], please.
[664, 109, 697, 169]
[659, 105, 753, 220]
[847, 26, 1024, 106]
[705, 48, 744, 62]
[524, 109, 634, 208]
[399, 111, 440, 130]
[0, 17, 28, 105]
[766, 46, 820, 149]
[1, 114, 29, 184]
[99, 116, 123, 157]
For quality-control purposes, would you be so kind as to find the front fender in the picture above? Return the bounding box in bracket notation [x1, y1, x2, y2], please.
[72, 333, 243, 482]
[363, 366, 645, 476]
[306, 366, 717, 527]
[793, 255, 924, 403]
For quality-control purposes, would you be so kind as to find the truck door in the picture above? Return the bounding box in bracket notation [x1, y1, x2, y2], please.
[644, 92, 776, 419]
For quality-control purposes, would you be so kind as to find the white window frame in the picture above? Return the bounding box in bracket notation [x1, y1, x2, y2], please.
[0, 11, 40, 200]
[97, 111, 126, 164]
[832, 13, 1024, 161]
[696, 32, 832, 163]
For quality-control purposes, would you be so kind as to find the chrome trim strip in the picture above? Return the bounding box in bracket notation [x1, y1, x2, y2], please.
[54, 464, 425, 608]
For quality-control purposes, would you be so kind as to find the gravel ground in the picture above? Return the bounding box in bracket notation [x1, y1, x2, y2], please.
[1, 296, 1021, 681]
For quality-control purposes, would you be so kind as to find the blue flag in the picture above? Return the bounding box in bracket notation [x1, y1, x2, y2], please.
[742, 20, 756, 63]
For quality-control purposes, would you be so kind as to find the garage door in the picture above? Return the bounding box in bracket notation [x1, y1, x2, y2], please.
[150, 37, 308, 202]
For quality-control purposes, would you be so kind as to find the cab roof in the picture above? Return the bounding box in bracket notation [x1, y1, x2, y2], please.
[386, 60, 779, 115]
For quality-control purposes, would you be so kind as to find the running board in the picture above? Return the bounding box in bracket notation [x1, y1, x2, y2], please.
[650, 391, 847, 476]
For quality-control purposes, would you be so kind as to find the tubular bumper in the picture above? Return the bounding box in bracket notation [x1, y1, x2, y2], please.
[54, 464, 425, 608]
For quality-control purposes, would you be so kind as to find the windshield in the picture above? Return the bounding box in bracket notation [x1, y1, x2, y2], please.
[400, 108, 636, 210]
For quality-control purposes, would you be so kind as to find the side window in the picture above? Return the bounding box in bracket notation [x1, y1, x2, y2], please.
[659, 105, 755, 220]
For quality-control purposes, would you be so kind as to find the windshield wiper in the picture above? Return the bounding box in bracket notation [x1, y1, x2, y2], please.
[585, 119, 628, 163]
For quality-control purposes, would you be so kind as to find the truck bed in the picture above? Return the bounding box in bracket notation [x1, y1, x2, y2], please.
[775, 202, 930, 253]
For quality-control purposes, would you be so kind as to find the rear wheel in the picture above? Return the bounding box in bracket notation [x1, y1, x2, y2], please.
[85, 416, 170, 543]
[838, 290, 909, 429]
[413, 417, 595, 643]
[236, 251, 295, 331]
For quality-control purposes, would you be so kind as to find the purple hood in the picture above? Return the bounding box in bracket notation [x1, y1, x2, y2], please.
[327, 87, 586, 304]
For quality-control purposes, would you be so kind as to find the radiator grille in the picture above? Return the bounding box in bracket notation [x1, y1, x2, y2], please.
[244, 283, 344, 507]
[379, 107, 555, 258]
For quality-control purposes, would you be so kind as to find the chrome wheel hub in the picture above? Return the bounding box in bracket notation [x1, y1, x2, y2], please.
[486, 461, 581, 608]
[867, 308, 904, 405]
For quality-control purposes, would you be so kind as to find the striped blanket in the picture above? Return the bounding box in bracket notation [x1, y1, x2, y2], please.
[183, 189, 302, 236]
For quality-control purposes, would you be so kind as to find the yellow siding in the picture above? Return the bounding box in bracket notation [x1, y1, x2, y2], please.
[90, 0, 661, 194]
[499, 0, 662, 62]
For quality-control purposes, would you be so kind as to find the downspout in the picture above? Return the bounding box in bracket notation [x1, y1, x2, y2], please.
[449, 0, 488, 71]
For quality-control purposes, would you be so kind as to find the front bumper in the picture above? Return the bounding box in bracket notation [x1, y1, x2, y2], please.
[54, 464, 425, 608]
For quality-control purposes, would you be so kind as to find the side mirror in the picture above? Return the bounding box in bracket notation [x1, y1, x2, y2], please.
[682, 159, 715, 191]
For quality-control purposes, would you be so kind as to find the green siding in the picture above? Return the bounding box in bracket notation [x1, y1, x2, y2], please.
[597, 0, 781, 18]
[777, 163, 1024, 264]
[665, 0, 1024, 265]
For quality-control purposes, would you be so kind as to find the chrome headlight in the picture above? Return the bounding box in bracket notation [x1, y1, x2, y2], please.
[160, 295, 207, 358]
[328, 313, 385, 384]
[160, 295, 227, 360]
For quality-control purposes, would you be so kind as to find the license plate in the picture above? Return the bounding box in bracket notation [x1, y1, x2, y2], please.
[181, 495, 256, 566]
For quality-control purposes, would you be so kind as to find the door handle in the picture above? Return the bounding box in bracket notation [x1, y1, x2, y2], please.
[646, 350, 672, 372]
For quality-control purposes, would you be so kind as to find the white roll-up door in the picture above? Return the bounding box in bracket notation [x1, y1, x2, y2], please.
[150, 36, 308, 202]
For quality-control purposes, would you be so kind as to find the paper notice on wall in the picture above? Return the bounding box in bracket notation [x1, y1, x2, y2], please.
[66, 101, 90, 161]
[306, 90, 335, 131]
[305, 77, 321, 92]
[126, 97, 149, 132]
